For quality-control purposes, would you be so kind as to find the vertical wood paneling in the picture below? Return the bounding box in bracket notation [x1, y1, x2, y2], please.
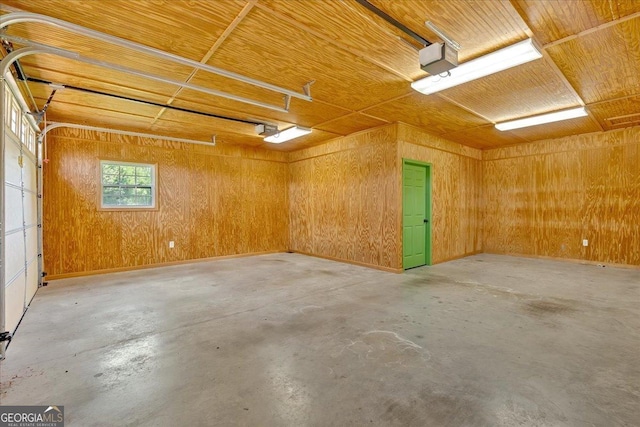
[289, 123, 480, 270]
[483, 128, 640, 266]
[397, 124, 483, 265]
[288, 126, 400, 270]
[43, 128, 289, 277]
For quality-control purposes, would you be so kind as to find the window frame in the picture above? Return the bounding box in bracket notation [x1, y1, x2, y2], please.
[98, 160, 158, 211]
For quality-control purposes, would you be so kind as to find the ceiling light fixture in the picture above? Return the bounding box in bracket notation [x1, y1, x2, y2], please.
[411, 38, 542, 95]
[495, 107, 588, 131]
[264, 126, 311, 143]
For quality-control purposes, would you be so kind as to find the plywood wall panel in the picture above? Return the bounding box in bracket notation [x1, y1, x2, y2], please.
[288, 161, 314, 254]
[483, 128, 640, 266]
[289, 123, 481, 270]
[397, 124, 483, 264]
[44, 128, 288, 277]
[398, 131, 482, 264]
[289, 126, 400, 270]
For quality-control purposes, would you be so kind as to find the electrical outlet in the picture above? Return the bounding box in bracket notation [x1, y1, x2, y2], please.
[582, 239, 588, 247]
[169, 241, 175, 248]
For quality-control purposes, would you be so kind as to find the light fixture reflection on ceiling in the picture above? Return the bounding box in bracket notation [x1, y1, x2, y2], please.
[495, 107, 588, 131]
[264, 126, 312, 143]
[411, 38, 542, 95]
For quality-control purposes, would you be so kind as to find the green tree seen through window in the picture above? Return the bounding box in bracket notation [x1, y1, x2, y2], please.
[100, 161, 155, 208]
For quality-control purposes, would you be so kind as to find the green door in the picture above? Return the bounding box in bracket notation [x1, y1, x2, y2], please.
[403, 161, 431, 269]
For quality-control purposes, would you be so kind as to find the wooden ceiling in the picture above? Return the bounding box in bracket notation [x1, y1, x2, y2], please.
[1, 0, 639, 151]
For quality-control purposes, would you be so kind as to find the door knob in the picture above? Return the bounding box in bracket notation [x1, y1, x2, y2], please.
[423, 219, 429, 223]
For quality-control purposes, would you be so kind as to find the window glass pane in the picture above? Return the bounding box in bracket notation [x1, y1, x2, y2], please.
[101, 161, 155, 208]
[21, 117, 28, 143]
[137, 175, 151, 185]
[103, 164, 119, 175]
[136, 166, 151, 177]
[29, 128, 36, 154]
[121, 187, 136, 196]
[103, 195, 119, 205]
[102, 174, 118, 185]
[120, 165, 135, 176]
[119, 174, 136, 185]
[11, 105, 19, 135]
[103, 186, 120, 196]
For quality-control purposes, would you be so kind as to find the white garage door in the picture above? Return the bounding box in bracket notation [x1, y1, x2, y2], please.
[2, 76, 41, 355]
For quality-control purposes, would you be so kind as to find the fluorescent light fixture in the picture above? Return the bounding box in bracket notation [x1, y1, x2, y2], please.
[411, 38, 542, 95]
[264, 125, 311, 143]
[495, 107, 588, 131]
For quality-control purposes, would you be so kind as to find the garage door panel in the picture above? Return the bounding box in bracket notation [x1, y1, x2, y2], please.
[26, 258, 39, 304]
[4, 138, 22, 187]
[5, 273, 26, 333]
[23, 156, 37, 191]
[5, 186, 24, 231]
[4, 232, 25, 283]
[26, 226, 38, 259]
[24, 192, 38, 226]
[3, 79, 42, 350]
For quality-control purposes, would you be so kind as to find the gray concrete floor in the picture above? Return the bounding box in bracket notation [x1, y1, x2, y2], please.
[0, 253, 638, 426]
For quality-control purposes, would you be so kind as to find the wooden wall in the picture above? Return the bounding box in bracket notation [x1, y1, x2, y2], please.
[483, 127, 640, 266]
[288, 123, 483, 270]
[46, 123, 638, 278]
[43, 128, 289, 278]
[288, 125, 400, 271]
[397, 124, 483, 265]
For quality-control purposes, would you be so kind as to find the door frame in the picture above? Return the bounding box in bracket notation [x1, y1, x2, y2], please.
[402, 159, 432, 268]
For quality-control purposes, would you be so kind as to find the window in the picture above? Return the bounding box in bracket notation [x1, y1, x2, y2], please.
[100, 161, 156, 209]
[28, 127, 36, 154]
[10, 100, 20, 136]
[21, 116, 29, 146]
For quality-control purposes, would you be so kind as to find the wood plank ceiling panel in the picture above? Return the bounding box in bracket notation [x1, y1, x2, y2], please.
[314, 113, 389, 136]
[1, 0, 246, 60]
[41, 102, 161, 131]
[545, 17, 640, 104]
[588, 95, 640, 130]
[6, 24, 195, 81]
[191, 7, 413, 111]
[170, 90, 351, 129]
[2, 0, 639, 151]
[439, 56, 582, 122]
[441, 125, 529, 150]
[362, 92, 488, 135]
[257, 0, 421, 80]
[368, 0, 530, 63]
[147, 109, 261, 138]
[29, 88, 161, 119]
[512, 0, 640, 45]
[19, 57, 181, 103]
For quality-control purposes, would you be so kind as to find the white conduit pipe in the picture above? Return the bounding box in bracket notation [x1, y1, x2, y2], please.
[1, 34, 290, 113]
[0, 12, 312, 102]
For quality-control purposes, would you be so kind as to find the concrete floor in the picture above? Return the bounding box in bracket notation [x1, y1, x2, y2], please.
[0, 253, 638, 426]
